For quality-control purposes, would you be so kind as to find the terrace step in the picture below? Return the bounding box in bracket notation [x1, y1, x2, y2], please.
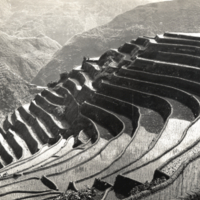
[98, 49, 125, 66]
[157, 115, 200, 177]
[93, 109, 163, 186]
[29, 101, 66, 137]
[164, 32, 200, 41]
[3, 114, 13, 132]
[10, 116, 39, 155]
[156, 34, 200, 47]
[19, 104, 52, 143]
[69, 69, 86, 86]
[41, 89, 65, 105]
[34, 94, 67, 123]
[80, 102, 124, 139]
[3, 32, 200, 199]
[72, 95, 141, 188]
[133, 36, 150, 47]
[11, 118, 98, 177]
[97, 80, 171, 122]
[62, 78, 82, 97]
[118, 67, 200, 97]
[0, 136, 67, 176]
[12, 110, 43, 149]
[111, 73, 197, 120]
[139, 51, 200, 68]
[118, 42, 140, 55]
[117, 118, 190, 184]
[82, 62, 101, 79]
[112, 48, 132, 61]
[68, 78, 82, 90]
[69, 69, 96, 91]
[89, 92, 140, 136]
[80, 71, 95, 90]
[119, 105, 200, 191]
[130, 56, 200, 84]
[0, 124, 6, 138]
[0, 132, 17, 163]
[6, 129, 29, 159]
[143, 40, 200, 57]
[0, 141, 13, 166]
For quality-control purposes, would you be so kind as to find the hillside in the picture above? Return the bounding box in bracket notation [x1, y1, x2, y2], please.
[1, 32, 200, 199]
[0, 31, 61, 82]
[1, 0, 168, 45]
[0, 0, 12, 25]
[0, 62, 44, 122]
[32, 0, 200, 86]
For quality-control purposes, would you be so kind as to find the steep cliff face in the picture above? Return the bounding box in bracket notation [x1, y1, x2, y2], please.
[32, 0, 200, 86]
[0, 31, 61, 82]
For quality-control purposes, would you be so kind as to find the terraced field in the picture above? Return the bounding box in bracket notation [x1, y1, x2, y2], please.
[1, 32, 200, 199]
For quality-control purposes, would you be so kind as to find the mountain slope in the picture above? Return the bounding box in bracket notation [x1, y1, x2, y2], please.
[0, 62, 44, 121]
[32, 0, 200, 86]
[0, 0, 12, 25]
[0, 31, 61, 82]
[2, 0, 168, 45]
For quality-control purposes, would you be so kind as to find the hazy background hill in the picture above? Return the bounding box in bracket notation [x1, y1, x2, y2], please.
[0, 31, 61, 81]
[33, 0, 200, 86]
[1, 0, 169, 45]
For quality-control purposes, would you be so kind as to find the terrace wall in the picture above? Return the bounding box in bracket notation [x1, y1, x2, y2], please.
[11, 120, 39, 154]
[64, 115, 98, 143]
[139, 51, 200, 68]
[98, 81, 171, 121]
[134, 37, 150, 46]
[58, 72, 69, 83]
[156, 51, 200, 67]
[118, 42, 139, 54]
[69, 70, 86, 86]
[156, 36, 200, 47]
[34, 95, 64, 121]
[82, 62, 100, 79]
[0, 142, 13, 165]
[0, 127, 6, 138]
[146, 43, 199, 56]
[80, 102, 124, 137]
[119, 68, 200, 98]
[111, 74, 200, 118]
[41, 89, 65, 105]
[63, 79, 79, 97]
[90, 92, 140, 135]
[3, 116, 12, 132]
[164, 32, 200, 41]
[63, 93, 79, 125]
[98, 50, 125, 66]
[132, 58, 200, 84]
[17, 107, 50, 144]
[29, 102, 65, 137]
[5, 130, 23, 159]
[76, 85, 95, 104]
[53, 86, 69, 97]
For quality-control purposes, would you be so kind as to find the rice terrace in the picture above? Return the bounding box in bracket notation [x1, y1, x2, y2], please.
[1, 31, 200, 200]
